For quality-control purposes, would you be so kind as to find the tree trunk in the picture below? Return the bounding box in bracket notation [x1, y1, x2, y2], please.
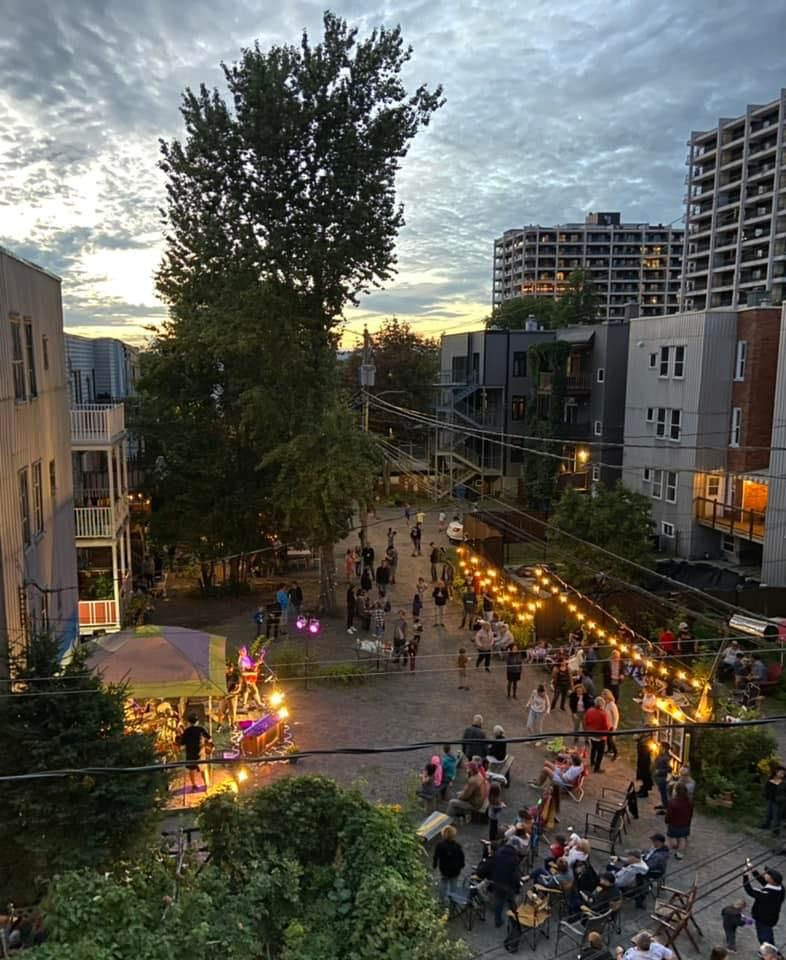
[319, 543, 337, 615]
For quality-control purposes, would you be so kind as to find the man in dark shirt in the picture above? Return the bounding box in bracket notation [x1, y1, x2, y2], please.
[177, 714, 213, 792]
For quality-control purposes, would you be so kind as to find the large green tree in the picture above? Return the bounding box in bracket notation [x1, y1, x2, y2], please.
[555, 268, 598, 325]
[0, 635, 167, 901]
[147, 12, 443, 611]
[548, 482, 655, 586]
[32, 776, 466, 960]
[485, 295, 558, 331]
[344, 317, 439, 438]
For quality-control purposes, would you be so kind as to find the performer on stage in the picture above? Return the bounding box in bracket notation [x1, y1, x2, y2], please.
[237, 645, 265, 709]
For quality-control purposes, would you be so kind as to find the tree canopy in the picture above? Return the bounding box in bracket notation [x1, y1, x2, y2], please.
[547, 482, 655, 586]
[139, 12, 443, 609]
[0, 635, 167, 902]
[32, 776, 466, 960]
[556, 269, 598, 326]
[485, 268, 599, 331]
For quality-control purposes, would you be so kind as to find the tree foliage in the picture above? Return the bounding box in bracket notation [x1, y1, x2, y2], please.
[522, 341, 570, 509]
[33, 776, 466, 960]
[139, 13, 443, 609]
[344, 317, 439, 436]
[548, 482, 655, 585]
[0, 635, 167, 902]
[556, 268, 598, 326]
[486, 295, 559, 331]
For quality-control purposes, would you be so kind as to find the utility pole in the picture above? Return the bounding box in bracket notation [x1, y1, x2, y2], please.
[359, 326, 376, 546]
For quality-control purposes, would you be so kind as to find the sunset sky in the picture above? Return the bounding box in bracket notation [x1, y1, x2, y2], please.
[2, 0, 785, 351]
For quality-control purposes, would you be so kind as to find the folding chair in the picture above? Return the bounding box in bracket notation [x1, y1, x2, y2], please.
[566, 768, 587, 803]
[595, 782, 636, 833]
[584, 808, 624, 856]
[650, 878, 703, 960]
[554, 907, 613, 957]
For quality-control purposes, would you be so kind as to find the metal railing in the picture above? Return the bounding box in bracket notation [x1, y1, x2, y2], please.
[74, 498, 128, 539]
[538, 371, 592, 392]
[71, 404, 125, 444]
[694, 497, 766, 543]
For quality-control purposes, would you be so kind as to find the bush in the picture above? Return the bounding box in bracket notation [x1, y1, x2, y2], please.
[318, 663, 368, 685]
[268, 643, 318, 679]
[693, 724, 777, 816]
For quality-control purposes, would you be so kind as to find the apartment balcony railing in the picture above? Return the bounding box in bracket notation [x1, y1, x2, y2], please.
[78, 573, 131, 632]
[694, 497, 766, 544]
[71, 404, 125, 445]
[538, 371, 592, 394]
[74, 498, 128, 539]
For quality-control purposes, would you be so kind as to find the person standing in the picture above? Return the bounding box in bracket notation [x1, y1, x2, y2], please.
[665, 783, 694, 860]
[429, 542, 440, 582]
[433, 580, 448, 627]
[442, 555, 455, 598]
[653, 741, 671, 812]
[460, 584, 477, 629]
[392, 611, 408, 666]
[386, 527, 396, 550]
[432, 825, 465, 901]
[457, 647, 469, 690]
[721, 899, 747, 952]
[474, 621, 493, 672]
[375, 560, 390, 599]
[177, 713, 213, 792]
[569, 683, 593, 742]
[506, 644, 523, 699]
[416, 509, 426, 527]
[404, 502, 411, 526]
[606, 648, 623, 702]
[584, 697, 611, 773]
[288, 581, 303, 618]
[761, 766, 786, 833]
[438, 510, 446, 533]
[551, 655, 571, 711]
[360, 565, 373, 593]
[526, 684, 551, 735]
[413, 524, 422, 556]
[409, 618, 422, 672]
[635, 734, 654, 799]
[253, 606, 266, 639]
[344, 549, 355, 582]
[744, 866, 785, 945]
[275, 583, 289, 631]
[602, 688, 620, 760]
[386, 544, 398, 585]
[346, 585, 357, 634]
[361, 543, 375, 571]
[373, 600, 386, 640]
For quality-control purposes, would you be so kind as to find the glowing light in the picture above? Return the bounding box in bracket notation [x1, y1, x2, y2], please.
[237, 768, 249, 784]
[659, 666, 668, 676]
[278, 707, 289, 720]
[308, 619, 320, 634]
[471, 556, 480, 565]
[568, 604, 577, 613]
[487, 569, 496, 578]
[527, 602, 536, 612]
[559, 593, 568, 603]
[295, 615, 308, 631]
[596, 629, 605, 638]
[517, 613, 526, 622]
[577, 449, 590, 463]
[691, 679, 702, 689]
[551, 586, 559, 595]
[541, 577, 551, 587]
[228, 781, 240, 794]
[645, 660, 655, 669]
[536, 600, 543, 609]
[576, 613, 585, 621]
[534, 567, 543, 577]
[620, 645, 629, 654]
[587, 621, 596, 630]
[269, 691, 284, 708]
[677, 671, 687, 681]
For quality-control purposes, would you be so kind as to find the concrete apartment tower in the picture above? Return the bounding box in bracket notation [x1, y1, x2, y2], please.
[493, 213, 684, 321]
[681, 89, 786, 310]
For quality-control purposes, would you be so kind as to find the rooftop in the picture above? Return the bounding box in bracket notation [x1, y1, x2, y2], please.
[0, 244, 61, 283]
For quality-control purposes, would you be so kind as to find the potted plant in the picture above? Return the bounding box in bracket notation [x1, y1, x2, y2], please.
[703, 769, 736, 808]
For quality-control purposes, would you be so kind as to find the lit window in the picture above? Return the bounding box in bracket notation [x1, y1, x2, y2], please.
[707, 475, 720, 498]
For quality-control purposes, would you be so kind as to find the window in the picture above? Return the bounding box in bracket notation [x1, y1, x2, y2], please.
[512, 351, 527, 378]
[722, 534, 735, 552]
[656, 407, 667, 437]
[659, 346, 670, 377]
[649, 353, 657, 369]
[49, 459, 57, 501]
[646, 407, 655, 423]
[665, 471, 677, 503]
[563, 401, 578, 424]
[652, 469, 663, 499]
[24, 320, 37, 398]
[591, 464, 601, 483]
[32, 461, 43, 535]
[673, 345, 685, 378]
[593, 420, 602, 436]
[19, 468, 31, 548]
[10, 318, 26, 401]
[596, 367, 605, 383]
[707, 475, 720, 498]
[42, 335, 49, 371]
[511, 396, 526, 421]
[734, 340, 747, 381]
[669, 409, 681, 441]
[661, 521, 676, 538]
[730, 407, 742, 447]
[643, 468, 652, 482]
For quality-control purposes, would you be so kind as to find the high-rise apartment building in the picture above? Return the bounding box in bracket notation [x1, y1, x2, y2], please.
[493, 212, 684, 320]
[681, 89, 786, 311]
[0, 247, 79, 680]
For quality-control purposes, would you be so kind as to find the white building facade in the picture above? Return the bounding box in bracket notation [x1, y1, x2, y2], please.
[0, 248, 79, 679]
[65, 333, 139, 403]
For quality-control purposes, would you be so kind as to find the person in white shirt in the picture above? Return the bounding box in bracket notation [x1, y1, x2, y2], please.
[602, 688, 620, 761]
[616, 931, 673, 960]
[530, 755, 584, 790]
[607, 850, 649, 889]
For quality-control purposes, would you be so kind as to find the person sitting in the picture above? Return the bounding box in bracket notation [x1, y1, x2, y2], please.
[416, 761, 439, 807]
[567, 837, 592, 868]
[642, 832, 670, 877]
[751, 656, 769, 686]
[504, 808, 534, 842]
[580, 931, 615, 960]
[607, 849, 649, 890]
[616, 930, 674, 960]
[530, 754, 584, 791]
[488, 725, 507, 763]
[461, 714, 488, 760]
[531, 857, 574, 896]
[582, 872, 622, 916]
[446, 761, 487, 819]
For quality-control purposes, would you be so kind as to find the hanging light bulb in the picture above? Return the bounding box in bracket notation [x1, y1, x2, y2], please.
[295, 615, 308, 631]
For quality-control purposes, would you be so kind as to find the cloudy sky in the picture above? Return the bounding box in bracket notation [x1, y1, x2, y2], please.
[1, 0, 785, 348]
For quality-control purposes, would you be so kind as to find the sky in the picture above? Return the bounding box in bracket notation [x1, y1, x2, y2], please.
[1, 1, 786, 350]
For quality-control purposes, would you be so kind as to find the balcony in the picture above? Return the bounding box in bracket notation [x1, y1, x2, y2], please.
[74, 498, 128, 540]
[71, 404, 125, 445]
[537, 371, 591, 394]
[694, 497, 765, 543]
[78, 572, 131, 633]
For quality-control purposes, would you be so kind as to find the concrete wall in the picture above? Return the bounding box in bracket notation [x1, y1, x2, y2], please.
[0, 249, 78, 678]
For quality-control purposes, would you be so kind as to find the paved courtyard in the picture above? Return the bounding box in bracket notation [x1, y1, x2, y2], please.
[156, 504, 786, 958]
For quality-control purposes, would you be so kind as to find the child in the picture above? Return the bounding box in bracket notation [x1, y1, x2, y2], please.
[548, 834, 567, 862]
[441, 744, 457, 799]
[487, 783, 506, 842]
[409, 618, 422, 672]
[457, 647, 469, 690]
[412, 591, 423, 619]
[438, 510, 446, 533]
[721, 899, 747, 952]
[416, 761, 438, 807]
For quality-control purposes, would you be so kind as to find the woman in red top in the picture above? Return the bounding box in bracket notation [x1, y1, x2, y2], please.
[665, 782, 694, 860]
[659, 627, 676, 656]
[583, 697, 611, 773]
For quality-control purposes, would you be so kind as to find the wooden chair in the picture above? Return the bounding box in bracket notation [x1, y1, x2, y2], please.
[650, 878, 703, 960]
[506, 892, 552, 952]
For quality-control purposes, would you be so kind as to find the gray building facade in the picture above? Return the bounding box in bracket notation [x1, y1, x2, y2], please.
[65, 333, 139, 404]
